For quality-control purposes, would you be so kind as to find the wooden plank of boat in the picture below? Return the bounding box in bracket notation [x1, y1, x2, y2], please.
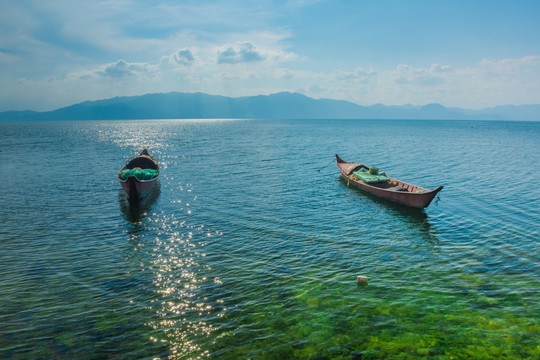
[118, 149, 160, 199]
[335, 154, 443, 209]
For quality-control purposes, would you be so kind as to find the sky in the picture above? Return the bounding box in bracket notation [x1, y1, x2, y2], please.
[1, 0, 540, 111]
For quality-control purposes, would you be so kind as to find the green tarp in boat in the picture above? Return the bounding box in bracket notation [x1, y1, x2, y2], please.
[120, 168, 159, 181]
[352, 168, 389, 183]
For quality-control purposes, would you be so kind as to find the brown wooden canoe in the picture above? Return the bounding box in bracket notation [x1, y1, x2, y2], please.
[118, 149, 160, 199]
[336, 154, 443, 208]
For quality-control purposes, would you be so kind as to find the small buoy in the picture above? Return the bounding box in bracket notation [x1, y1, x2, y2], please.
[357, 275, 368, 285]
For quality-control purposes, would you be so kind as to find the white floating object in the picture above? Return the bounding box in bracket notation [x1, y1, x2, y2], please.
[357, 275, 368, 285]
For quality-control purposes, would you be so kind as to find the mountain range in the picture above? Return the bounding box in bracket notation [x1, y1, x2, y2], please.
[1, 92, 538, 121]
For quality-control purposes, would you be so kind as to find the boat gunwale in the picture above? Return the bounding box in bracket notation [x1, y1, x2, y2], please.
[118, 150, 160, 184]
[335, 154, 443, 208]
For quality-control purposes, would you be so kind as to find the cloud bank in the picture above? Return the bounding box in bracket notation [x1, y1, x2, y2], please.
[3, 53, 540, 111]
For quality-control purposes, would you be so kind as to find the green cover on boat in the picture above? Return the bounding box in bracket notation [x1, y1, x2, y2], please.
[352, 168, 389, 183]
[120, 168, 159, 181]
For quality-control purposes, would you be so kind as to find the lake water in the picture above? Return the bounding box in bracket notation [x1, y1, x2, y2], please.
[0, 119, 539, 359]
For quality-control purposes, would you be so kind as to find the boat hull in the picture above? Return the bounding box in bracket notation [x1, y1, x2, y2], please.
[121, 177, 157, 199]
[118, 149, 160, 199]
[336, 154, 442, 209]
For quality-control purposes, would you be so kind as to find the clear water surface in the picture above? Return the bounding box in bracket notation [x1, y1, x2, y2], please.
[0, 119, 538, 359]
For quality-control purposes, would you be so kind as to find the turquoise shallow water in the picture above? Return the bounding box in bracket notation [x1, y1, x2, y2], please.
[0, 119, 539, 359]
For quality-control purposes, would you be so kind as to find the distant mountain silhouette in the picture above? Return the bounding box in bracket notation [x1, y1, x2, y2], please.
[1, 92, 538, 121]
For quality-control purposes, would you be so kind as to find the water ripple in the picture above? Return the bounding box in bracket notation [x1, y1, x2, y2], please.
[0, 119, 539, 359]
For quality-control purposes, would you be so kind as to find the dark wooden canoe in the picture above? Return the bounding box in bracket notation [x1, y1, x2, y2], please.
[336, 154, 443, 209]
[118, 149, 159, 199]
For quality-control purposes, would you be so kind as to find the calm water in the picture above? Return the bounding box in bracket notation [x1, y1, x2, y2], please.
[0, 119, 539, 359]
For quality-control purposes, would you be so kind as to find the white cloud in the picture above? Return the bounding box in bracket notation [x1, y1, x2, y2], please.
[270, 68, 297, 80]
[479, 55, 540, 72]
[281, 56, 540, 109]
[73, 59, 161, 79]
[430, 64, 453, 73]
[217, 42, 265, 64]
[393, 64, 445, 86]
[329, 68, 377, 82]
[216, 41, 296, 65]
[168, 48, 195, 67]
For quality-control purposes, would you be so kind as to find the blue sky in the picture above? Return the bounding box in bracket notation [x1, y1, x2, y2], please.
[1, 0, 539, 111]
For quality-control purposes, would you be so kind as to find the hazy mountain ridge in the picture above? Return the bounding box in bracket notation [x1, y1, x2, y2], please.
[1, 92, 538, 121]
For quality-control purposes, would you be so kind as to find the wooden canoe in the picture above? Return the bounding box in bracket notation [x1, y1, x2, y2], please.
[336, 154, 443, 209]
[118, 149, 160, 199]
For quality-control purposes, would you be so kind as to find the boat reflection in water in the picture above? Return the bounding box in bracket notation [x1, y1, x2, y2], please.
[338, 177, 439, 244]
[119, 179, 161, 223]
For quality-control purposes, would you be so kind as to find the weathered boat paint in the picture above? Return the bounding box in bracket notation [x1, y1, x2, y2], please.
[336, 154, 443, 209]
